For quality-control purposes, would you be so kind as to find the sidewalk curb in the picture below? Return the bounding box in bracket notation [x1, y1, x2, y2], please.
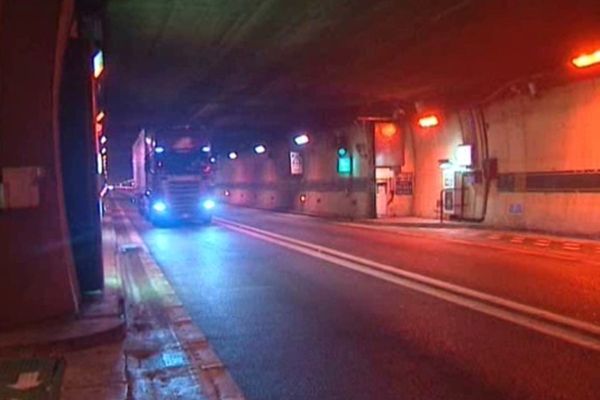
[116, 205, 245, 400]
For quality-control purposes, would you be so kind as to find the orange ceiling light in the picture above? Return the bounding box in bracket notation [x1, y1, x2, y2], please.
[380, 123, 397, 138]
[417, 114, 440, 128]
[572, 50, 600, 69]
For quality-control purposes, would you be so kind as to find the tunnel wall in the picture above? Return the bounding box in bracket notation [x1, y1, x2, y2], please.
[217, 76, 600, 235]
[484, 78, 600, 234]
[216, 124, 375, 219]
[0, 0, 79, 327]
[408, 77, 600, 235]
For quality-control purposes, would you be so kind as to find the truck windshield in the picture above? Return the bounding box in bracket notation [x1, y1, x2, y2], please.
[156, 152, 208, 175]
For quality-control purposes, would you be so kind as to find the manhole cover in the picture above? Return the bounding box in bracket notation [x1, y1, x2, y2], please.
[0, 358, 64, 400]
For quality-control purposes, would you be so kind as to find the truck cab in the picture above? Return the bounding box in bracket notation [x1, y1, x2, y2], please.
[133, 131, 215, 225]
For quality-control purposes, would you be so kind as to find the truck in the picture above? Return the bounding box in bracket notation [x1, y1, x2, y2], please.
[132, 129, 215, 225]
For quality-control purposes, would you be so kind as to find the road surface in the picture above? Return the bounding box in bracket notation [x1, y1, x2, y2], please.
[114, 201, 600, 400]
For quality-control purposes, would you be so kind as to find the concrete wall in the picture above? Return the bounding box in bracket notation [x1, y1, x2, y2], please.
[484, 78, 600, 234]
[217, 123, 375, 219]
[0, 0, 79, 327]
[218, 71, 600, 235]
[411, 114, 467, 218]
[407, 77, 600, 235]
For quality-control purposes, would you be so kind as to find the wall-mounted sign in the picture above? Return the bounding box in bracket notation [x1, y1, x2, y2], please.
[337, 156, 352, 175]
[395, 173, 413, 195]
[374, 122, 404, 167]
[290, 151, 303, 175]
[508, 203, 524, 215]
[455, 144, 472, 166]
[1, 167, 43, 209]
[443, 169, 455, 189]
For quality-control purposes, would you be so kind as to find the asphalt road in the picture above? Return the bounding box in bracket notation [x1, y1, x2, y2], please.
[125, 203, 600, 400]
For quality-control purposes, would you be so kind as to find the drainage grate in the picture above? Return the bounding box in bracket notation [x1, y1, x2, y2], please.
[0, 358, 65, 400]
[119, 243, 142, 253]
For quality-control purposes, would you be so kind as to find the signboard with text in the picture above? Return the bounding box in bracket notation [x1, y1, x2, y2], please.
[290, 151, 303, 175]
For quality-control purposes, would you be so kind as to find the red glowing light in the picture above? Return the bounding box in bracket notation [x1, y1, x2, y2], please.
[418, 114, 440, 128]
[95, 122, 103, 137]
[380, 123, 397, 138]
[572, 50, 600, 69]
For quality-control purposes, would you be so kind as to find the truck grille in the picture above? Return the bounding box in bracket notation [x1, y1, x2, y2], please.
[164, 179, 202, 214]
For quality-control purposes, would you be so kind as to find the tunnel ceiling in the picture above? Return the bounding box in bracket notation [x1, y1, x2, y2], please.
[106, 0, 600, 137]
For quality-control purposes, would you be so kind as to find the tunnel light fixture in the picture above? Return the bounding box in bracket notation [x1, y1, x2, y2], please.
[417, 114, 440, 128]
[224, 190, 231, 197]
[299, 194, 307, 203]
[228, 151, 238, 160]
[201, 145, 211, 153]
[572, 50, 600, 69]
[96, 111, 105, 122]
[93, 50, 104, 78]
[155, 146, 165, 154]
[294, 134, 310, 146]
[100, 147, 107, 155]
[209, 156, 217, 164]
[100, 136, 108, 145]
[254, 144, 267, 154]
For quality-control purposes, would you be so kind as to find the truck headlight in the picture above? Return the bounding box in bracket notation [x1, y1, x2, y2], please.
[152, 200, 167, 213]
[202, 199, 216, 210]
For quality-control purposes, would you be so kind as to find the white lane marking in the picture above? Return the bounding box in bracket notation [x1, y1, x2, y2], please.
[563, 242, 582, 251]
[335, 222, 585, 262]
[215, 217, 600, 352]
[510, 236, 525, 244]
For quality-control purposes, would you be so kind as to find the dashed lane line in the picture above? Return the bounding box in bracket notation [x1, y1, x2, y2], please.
[334, 222, 593, 264]
[510, 236, 525, 244]
[563, 243, 582, 251]
[216, 217, 600, 353]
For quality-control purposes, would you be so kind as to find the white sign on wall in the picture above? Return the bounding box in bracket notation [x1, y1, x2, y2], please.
[290, 151, 303, 175]
[442, 169, 455, 189]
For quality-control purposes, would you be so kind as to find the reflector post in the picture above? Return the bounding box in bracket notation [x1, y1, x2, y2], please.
[93, 50, 104, 78]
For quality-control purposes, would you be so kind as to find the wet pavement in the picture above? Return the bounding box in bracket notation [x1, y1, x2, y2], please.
[120, 201, 600, 400]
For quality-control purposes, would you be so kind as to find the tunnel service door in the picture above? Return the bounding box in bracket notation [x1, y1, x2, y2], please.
[376, 182, 388, 217]
[375, 167, 394, 217]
